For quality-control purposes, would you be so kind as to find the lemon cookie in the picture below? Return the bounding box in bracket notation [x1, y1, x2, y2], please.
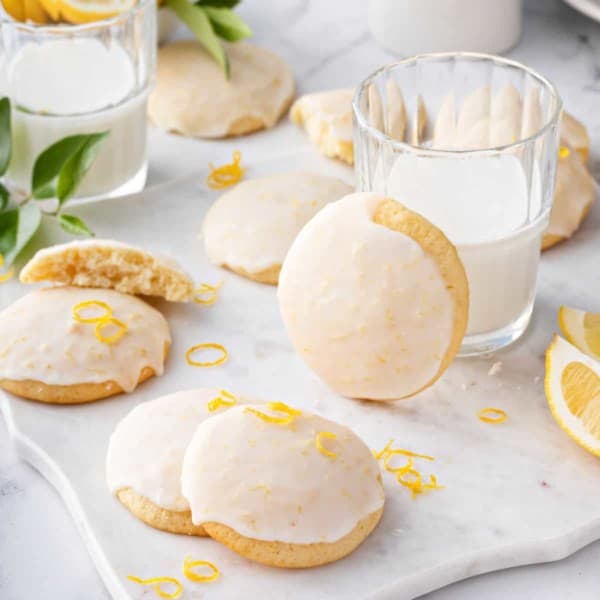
[542, 144, 595, 251]
[20, 239, 194, 302]
[148, 41, 295, 138]
[0, 287, 170, 404]
[181, 404, 384, 568]
[290, 89, 354, 165]
[278, 192, 469, 401]
[202, 172, 353, 285]
[107, 389, 242, 535]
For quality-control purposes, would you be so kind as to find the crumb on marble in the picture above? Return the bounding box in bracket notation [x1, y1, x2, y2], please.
[488, 361, 503, 376]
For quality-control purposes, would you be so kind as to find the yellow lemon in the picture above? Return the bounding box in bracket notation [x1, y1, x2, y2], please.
[545, 334, 600, 457]
[45, 0, 134, 24]
[558, 306, 600, 360]
[1, 0, 26, 20]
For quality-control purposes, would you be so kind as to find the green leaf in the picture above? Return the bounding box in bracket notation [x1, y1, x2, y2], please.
[56, 132, 108, 205]
[0, 97, 12, 176]
[0, 203, 41, 265]
[166, 0, 229, 77]
[31, 132, 109, 203]
[196, 0, 240, 8]
[0, 182, 9, 212]
[58, 213, 95, 237]
[0, 209, 18, 257]
[203, 6, 251, 41]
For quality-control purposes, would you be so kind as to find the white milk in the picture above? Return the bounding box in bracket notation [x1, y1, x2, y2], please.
[379, 153, 547, 336]
[1, 38, 147, 198]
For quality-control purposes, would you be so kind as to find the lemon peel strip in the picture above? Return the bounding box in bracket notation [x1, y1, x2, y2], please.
[383, 454, 414, 475]
[95, 317, 128, 344]
[194, 281, 223, 306]
[186, 343, 228, 367]
[244, 401, 302, 425]
[373, 439, 434, 461]
[207, 389, 238, 412]
[127, 575, 183, 599]
[206, 151, 245, 190]
[182, 557, 220, 583]
[315, 431, 337, 458]
[72, 300, 113, 324]
[559, 146, 571, 159]
[478, 407, 508, 424]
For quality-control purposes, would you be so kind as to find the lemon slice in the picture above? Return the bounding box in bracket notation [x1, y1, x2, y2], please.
[558, 306, 600, 360]
[545, 335, 600, 457]
[2, 0, 50, 22]
[38, 0, 134, 23]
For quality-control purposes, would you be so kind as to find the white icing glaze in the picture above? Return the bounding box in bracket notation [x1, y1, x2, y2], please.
[291, 89, 354, 144]
[202, 172, 353, 273]
[0, 287, 169, 391]
[181, 404, 384, 544]
[278, 192, 455, 400]
[107, 388, 239, 511]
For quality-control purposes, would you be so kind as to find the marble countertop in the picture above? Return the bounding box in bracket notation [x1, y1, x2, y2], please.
[2, 0, 600, 598]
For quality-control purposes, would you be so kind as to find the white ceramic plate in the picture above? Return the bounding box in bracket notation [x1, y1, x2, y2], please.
[563, 0, 600, 22]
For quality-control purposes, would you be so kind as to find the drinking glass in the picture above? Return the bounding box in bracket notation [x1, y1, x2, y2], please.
[353, 53, 562, 355]
[0, 0, 156, 200]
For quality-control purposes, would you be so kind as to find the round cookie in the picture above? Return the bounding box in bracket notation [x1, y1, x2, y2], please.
[202, 172, 353, 285]
[278, 192, 469, 401]
[0, 287, 170, 404]
[107, 389, 242, 536]
[542, 144, 595, 251]
[20, 239, 194, 302]
[148, 41, 295, 138]
[181, 404, 384, 568]
[290, 89, 354, 165]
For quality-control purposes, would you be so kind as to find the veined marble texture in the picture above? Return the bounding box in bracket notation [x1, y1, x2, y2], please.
[2, 1, 600, 599]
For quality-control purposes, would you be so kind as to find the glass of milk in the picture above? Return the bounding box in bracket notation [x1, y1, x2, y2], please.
[0, 0, 156, 200]
[353, 53, 562, 355]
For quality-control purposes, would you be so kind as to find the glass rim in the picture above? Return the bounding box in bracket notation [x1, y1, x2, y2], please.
[352, 51, 563, 157]
[0, 0, 154, 33]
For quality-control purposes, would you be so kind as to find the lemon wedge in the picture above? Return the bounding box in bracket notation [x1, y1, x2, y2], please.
[558, 306, 600, 360]
[37, 0, 134, 23]
[545, 335, 600, 457]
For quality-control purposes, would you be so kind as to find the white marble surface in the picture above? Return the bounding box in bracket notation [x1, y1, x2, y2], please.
[2, 0, 600, 598]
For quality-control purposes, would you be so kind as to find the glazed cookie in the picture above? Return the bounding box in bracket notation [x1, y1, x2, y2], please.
[0, 287, 170, 404]
[542, 144, 595, 251]
[202, 172, 353, 285]
[290, 89, 354, 165]
[148, 41, 295, 138]
[20, 239, 194, 302]
[561, 111, 590, 163]
[107, 389, 242, 535]
[278, 192, 469, 401]
[181, 404, 384, 568]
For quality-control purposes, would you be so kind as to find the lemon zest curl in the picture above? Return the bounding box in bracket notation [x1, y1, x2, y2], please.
[194, 281, 223, 306]
[207, 389, 238, 412]
[478, 407, 507, 424]
[186, 343, 228, 367]
[72, 300, 113, 323]
[315, 431, 338, 458]
[94, 317, 128, 344]
[0, 255, 13, 283]
[244, 401, 302, 425]
[206, 151, 245, 189]
[182, 557, 220, 583]
[127, 575, 183, 599]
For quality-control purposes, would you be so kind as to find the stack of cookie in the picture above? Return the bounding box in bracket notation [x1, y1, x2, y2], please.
[107, 390, 385, 568]
[0, 240, 194, 404]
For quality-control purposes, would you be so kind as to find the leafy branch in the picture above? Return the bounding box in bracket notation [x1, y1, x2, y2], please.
[0, 97, 108, 265]
[165, 0, 251, 78]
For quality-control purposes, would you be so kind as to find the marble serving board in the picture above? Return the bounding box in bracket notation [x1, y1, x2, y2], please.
[1, 149, 600, 600]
